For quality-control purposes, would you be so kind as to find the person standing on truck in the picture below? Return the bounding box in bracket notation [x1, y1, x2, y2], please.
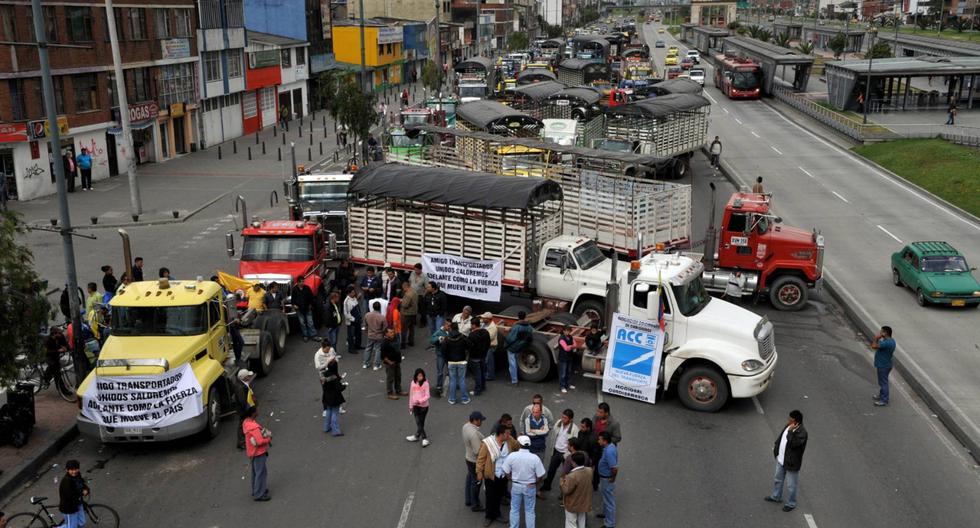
[244, 283, 267, 324]
[363, 301, 387, 370]
[557, 325, 576, 393]
[468, 319, 490, 396]
[430, 319, 452, 397]
[101, 265, 117, 294]
[324, 291, 343, 348]
[407, 368, 431, 447]
[359, 267, 382, 316]
[444, 322, 472, 405]
[243, 405, 272, 501]
[709, 136, 722, 168]
[424, 281, 449, 335]
[584, 324, 604, 374]
[132, 257, 145, 282]
[505, 311, 535, 385]
[291, 282, 317, 342]
[481, 313, 499, 382]
[344, 286, 363, 352]
[408, 264, 429, 328]
[752, 177, 765, 193]
[58, 459, 89, 528]
[382, 329, 408, 399]
[400, 282, 419, 349]
[870, 326, 896, 407]
[234, 369, 257, 449]
[596, 431, 619, 528]
[765, 410, 808, 512]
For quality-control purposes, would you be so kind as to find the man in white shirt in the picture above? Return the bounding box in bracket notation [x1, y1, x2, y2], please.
[453, 306, 474, 336]
[502, 435, 546, 528]
[541, 409, 575, 492]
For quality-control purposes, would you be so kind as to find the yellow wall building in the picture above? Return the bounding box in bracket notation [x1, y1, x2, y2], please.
[333, 23, 404, 89]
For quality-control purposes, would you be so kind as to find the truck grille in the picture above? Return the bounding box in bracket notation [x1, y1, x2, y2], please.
[756, 319, 775, 362]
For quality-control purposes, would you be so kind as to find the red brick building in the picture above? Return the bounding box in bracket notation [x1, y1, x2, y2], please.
[0, 0, 199, 201]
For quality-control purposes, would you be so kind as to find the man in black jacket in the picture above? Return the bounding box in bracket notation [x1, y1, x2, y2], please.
[423, 282, 448, 336]
[765, 409, 808, 512]
[58, 459, 89, 526]
[468, 319, 491, 396]
[443, 323, 472, 405]
[291, 282, 317, 342]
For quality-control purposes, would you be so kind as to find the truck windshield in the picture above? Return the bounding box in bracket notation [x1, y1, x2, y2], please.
[922, 256, 969, 273]
[574, 241, 606, 270]
[390, 134, 422, 148]
[671, 277, 710, 316]
[299, 182, 349, 201]
[242, 236, 314, 262]
[501, 154, 542, 171]
[111, 305, 208, 336]
[459, 85, 487, 98]
[596, 139, 634, 153]
[402, 113, 429, 126]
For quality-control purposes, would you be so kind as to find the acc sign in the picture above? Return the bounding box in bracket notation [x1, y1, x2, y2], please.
[601, 312, 664, 404]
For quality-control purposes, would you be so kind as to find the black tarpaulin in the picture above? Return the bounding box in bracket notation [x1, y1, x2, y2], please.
[517, 68, 558, 84]
[454, 57, 494, 73]
[604, 93, 710, 117]
[507, 81, 566, 101]
[550, 86, 603, 104]
[649, 78, 703, 95]
[350, 163, 564, 209]
[457, 100, 539, 129]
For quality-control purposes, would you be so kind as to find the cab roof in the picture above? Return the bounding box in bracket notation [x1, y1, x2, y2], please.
[242, 220, 320, 236]
[299, 173, 353, 182]
[727, 192, 771, 214]
[908, 241, 962, 257]
[633, 252, 704, 285]
[111, 280, 223, 307]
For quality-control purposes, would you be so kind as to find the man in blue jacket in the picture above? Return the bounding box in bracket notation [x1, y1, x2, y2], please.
[504, 311, 534, 385]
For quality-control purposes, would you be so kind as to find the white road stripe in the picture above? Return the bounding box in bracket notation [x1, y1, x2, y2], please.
[771, 146, 783, 155]
[750, 130, 760, 138]
[804, 513, 819, 528]
[723, 107, 730, 114]
[752, 396, 765, 415]
[734, 118, 743, 125]
[831, 191, 850, 203]
[798, 166, 815, 179]
[703, 92, 717, 104]
[595, 381, 605, 404]
[876, 224, 903, 243]
[396, 491, 415, 528]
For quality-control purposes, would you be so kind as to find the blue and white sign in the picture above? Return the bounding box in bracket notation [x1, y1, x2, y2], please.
[601, 312, 664, 404]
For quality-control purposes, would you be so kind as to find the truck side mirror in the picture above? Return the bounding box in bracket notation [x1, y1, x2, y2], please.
[327, 233, 338, 259]
[225, 232, 235, 257]
[646, 289, 661, 323]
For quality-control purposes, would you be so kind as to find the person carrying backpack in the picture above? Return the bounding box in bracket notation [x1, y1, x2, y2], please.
[504, 311, 534, 385]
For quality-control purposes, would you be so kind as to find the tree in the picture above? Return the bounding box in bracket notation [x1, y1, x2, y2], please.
[728, 21, 742, 31]
[335, 77, 379, 163]
[828, 33, 847, 59]
[0, 211, 53, 385]
[864, 41, 893, 59]
[421, 60, 443, 93]
[796, 41, 815, 55]
[507, 32, 529, 52]
[747, 25, 762, 39]
[774, 32, 791, 48]
[757, 29, 773, 42]
[315, 70, 342, 121]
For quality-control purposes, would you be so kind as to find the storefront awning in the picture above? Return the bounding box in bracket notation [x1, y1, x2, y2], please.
[107, 119, 155, 135]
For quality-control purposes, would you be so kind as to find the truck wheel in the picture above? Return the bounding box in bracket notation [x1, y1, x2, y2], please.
[499, 305, 527, 318]
[769, 276, 808, 311]
[273, 315, 289, 358]
[892, 268, 903, 287]
[204, 386, 221, 439]
[677, 366, 729, 412]
[572, 299, 605, 325]
[518, 340, 553, 383]
[671, 157, 689, 179]
[250, 332, 275, 376]
[549, 312, 582, 326]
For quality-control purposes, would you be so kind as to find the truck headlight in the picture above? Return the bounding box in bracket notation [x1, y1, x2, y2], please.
[741, 359, 765, 372]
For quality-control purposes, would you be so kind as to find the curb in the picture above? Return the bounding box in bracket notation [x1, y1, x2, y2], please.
[0, 424, 79, 503]
[30, 191, 231, 231]
[714, 155, 980, 465]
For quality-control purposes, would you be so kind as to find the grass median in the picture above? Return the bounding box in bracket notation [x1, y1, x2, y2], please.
[852, 138, 980, 218]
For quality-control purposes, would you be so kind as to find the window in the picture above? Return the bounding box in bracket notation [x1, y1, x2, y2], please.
[0, 5, 15, 41]
[280, 48, 291, 68]
[154, 9, 171, 38]
[199, 0, 221, 29]
[726, 213, 747, 232]
[226, 49, 243, 78]
[8, 79, 26, 121]
[208, 298, 222, 328]
[73, 73, 99, 112]
[66, 6, 93, 41]
[203, 51, 221, 82]
[106, 72, 119, 107]
[260, 86, 275, 111]
[128, 8, 147, 40]
[158, 62, 197, 107]
[295, 47, 305, 65]
[174, 9, 191, 37]
[224, 0, 244, 28]
[386, 43, 392, 55]
[544, 249, 575, 269]
[243, 91, 257, 118]
[41, 76, 66, 115]
[27, 6, 58, 41]
[103, 7, 124, 42]
[130, 68, 152, 102]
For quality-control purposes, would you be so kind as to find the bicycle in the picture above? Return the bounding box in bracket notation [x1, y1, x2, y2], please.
[15, 338, 78, 403]
[5, 496, 119, 527]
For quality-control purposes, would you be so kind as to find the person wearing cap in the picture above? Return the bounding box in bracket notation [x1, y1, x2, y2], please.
[501, 434, 546, 528]
[476, 423, 520, 526]
[243, 405, 272, 501]
[596, 431, 618, 527]
[468, 318, 491, 396]
[480, 312, 498, 381]
[463, 411, 487, 511]
[234, 369, 257, 449]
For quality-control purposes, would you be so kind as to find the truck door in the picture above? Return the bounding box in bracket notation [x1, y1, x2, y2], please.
[536, 248, 580, 300]
[628, 282, 685, 345]
[719, 211, 753, 269]
[207, 295, 228, 363]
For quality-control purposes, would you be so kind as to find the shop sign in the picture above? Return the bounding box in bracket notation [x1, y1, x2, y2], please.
[0, 122, 28, 143]
[27, 116, 69, 140]
[249, 50, 280, 69]
[378, 26, 403, 45]
[161, 38, 191, 60]
[170, 102, 185, 118]
[129, 101, 160, 122]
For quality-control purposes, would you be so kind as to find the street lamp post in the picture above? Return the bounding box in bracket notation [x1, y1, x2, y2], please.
[863, 25, 878, 125]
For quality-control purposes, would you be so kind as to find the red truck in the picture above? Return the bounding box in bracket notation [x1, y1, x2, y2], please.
[701, 191, 824, 311]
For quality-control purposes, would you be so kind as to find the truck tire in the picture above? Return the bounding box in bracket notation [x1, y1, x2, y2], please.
[572, 299, 605, 325]
[677, 365, 729, 412]
[518, 339, 553, 383]
[499, 305, 527, 318]
[769, 276, 808, 311]
[251, 332, 275, 376]
[273, 315, 289, 358]
[671, 157, 689, 179]
[549, 312, 582, 326]
[203, 386, 221, 440]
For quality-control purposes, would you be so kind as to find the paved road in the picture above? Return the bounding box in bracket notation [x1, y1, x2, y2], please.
[645, 21, 980, 457]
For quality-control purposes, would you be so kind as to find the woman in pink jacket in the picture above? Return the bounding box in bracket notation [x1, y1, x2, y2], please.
[407, 368, 431, 447]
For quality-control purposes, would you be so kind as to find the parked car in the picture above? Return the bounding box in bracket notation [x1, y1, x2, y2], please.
[655, 40, 666, 48]
[658, 27, 665, 34]
[689, 68, 705, 85]
[891, 241, 980, 307]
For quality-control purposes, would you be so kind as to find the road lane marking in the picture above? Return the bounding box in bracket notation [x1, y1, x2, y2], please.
[703, 92, 717, 104]
[723, 107, 730, 114]
[771, 146, 783, 155]
[734, 117, 743, 125]
[752, 396, 765, 415]
[798, 166, 815, 178]
[876, 224, 903, 243]
[831, 191, 850, 203]
[805, 513, 819, 528]
[396, 491, 415, 528]
[750, 130, 760, 138]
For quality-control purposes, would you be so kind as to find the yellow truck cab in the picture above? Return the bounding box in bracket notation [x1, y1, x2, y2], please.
[495, 145, 547, 176]
[76, 279, 234, 442]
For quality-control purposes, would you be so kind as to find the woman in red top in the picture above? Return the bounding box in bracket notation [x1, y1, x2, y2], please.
[243, 405, 272, 501]
[386, 297, 403, 349]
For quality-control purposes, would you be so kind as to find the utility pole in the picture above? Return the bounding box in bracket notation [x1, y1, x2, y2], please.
[475, 0, 481, 58]
[30, 0, 88, 383]
[359, 0, 368, 92]
[105, 0, 142, 218]
[937, 0, 946, 36]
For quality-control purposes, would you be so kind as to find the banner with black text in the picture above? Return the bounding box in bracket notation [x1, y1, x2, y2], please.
[422, 253, 503, 302]
[81, 363, 204, 429]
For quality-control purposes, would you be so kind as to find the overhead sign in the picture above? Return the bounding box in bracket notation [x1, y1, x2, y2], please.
[378, 26, 403, 45]
[160, 38, 190, 59]
[0, 122, 28, 143]
[27, 116, 69, 140]
[422, 253, 502, 302]
[601, 312, 664, 404]
[80, 363, 204, 429]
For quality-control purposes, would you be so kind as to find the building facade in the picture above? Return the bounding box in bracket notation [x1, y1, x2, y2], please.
[333, 20, 404, 89]
[197, 0, 246, 148]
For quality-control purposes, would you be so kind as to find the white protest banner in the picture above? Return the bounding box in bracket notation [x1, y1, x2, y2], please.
[601, 312, 664, 404]
[81, 363, 204, 428]
[422, 253, 503, 302]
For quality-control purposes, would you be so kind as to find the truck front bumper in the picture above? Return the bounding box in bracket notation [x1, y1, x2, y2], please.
[727, 350, 778, 399]
[77, 411, 207, 443]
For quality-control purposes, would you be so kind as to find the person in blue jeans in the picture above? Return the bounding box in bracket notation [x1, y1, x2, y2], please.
[870, 325, 896, 407]
[423, 281, 447, 336]
[596, 431, 619, 527]
[502, 435, 546, 528]
[504, 311, 534, 385]
[429, 319, 451, 396]
[443, 322, 471, 405]
[765, 410, 808, 512]
[556, 325, 576, 393]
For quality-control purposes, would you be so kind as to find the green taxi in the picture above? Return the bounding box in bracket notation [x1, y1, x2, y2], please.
[891, 241, 980, 307]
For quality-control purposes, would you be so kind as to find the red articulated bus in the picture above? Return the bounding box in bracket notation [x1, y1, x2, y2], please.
[714, 54, 763, 99]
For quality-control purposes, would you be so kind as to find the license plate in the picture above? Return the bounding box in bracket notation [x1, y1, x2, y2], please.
[952, 300, 966, 307]
[123, 427, 143, 435]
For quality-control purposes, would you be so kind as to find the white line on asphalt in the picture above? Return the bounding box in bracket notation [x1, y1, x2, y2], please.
[396, 491, 415, 528]
[752, 396, 765, 415]
[876, 224, 903, 243]
[771, 146, 783, 155]
[750, 130, 760, 138]
[798, 166, 815, 178]
[804, 513, 819, 528]
[703, 92, 717, 104]
[831, 191, 850, 203]
[734, 118, 743, 125]
[723, 107, 730, 114]
[763, 105, 980, 232]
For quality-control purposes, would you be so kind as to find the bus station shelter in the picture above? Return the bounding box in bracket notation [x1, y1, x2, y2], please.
[876, 33, 980, 59]
[720, 36, 814, 94]
[825, 56, 980, 112]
